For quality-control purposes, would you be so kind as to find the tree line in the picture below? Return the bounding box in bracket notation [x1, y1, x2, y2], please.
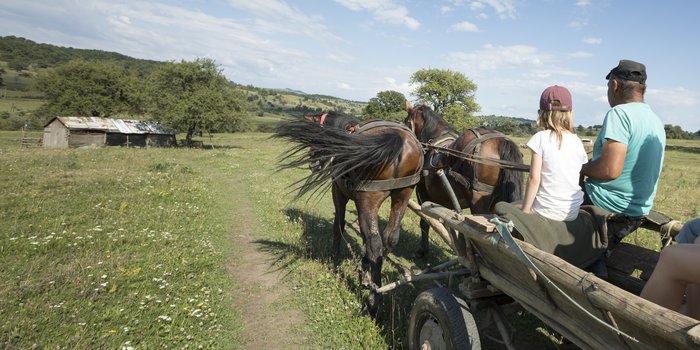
[32, 58, 246, 144]
[0, 35, 161, 73]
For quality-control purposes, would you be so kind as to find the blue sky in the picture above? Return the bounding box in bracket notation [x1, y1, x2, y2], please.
[1, 0, 699, 131]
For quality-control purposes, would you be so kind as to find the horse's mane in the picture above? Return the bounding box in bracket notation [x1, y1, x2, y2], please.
[492, 137, 524, 204]
[416, 105, 455, 142]
[324, 111, 361, 130]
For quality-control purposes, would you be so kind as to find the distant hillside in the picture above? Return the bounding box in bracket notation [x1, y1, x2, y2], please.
[0, 35, 162, 73]
[0, 36, 367, 131]
[478, 114, 537, 136]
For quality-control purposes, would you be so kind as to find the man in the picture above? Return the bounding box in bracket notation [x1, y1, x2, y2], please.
[581, 59, 666, 249]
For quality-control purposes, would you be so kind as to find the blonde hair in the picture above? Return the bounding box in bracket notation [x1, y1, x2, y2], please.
[537, 109, 574, 149]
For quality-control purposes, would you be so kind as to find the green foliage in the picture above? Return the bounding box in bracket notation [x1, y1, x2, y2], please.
[409, 68, 480, 116]
[363, 90, 406, 121]
[665, 124, 698, 139]
[0, 35, 161, 73]
[147, 58, 248, 141]
[442, 103, 479, 132]
[33, 59, 143, 121]
[479, 115, 537, 136]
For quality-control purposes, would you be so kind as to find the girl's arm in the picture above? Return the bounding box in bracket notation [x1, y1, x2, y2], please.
[521, 151, 542, 214]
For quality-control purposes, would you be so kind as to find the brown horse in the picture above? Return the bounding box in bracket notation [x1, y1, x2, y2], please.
[274, 111, 424, 316]
[405, 104, 524, 257]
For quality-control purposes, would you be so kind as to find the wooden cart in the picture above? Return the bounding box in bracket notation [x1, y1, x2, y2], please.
[388, 200, 700, 350]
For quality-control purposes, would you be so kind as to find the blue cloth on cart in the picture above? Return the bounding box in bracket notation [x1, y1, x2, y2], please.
[676, 218, 700, 244]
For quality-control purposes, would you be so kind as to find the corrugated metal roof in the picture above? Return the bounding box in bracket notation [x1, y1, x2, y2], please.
[50, 117, 176, 135]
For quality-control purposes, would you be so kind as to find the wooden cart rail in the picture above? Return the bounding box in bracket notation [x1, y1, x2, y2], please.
[420, 201, 700, 350]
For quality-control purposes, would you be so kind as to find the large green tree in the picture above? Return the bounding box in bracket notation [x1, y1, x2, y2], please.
[33, 59, 142, 121]
[148, 58, 247, 143]
[409, 68, 480, 130]
[363, 90, 407, 121]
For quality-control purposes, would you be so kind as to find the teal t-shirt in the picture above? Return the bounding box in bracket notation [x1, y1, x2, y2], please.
[585, 102, 666, 216]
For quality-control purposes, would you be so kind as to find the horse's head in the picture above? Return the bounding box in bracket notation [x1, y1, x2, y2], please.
[405, 103, 450, 144]
[304, 111, 329, 125]
[404, 103, 426, 138]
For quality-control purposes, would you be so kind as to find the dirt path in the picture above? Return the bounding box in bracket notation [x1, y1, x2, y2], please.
[225, 189, 307, 349]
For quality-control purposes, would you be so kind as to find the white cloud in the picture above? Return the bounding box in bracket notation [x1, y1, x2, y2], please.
[647, 87, 700, 130]
[227, 0, 340, 41]
[446, 44, 549, 73]
[582, 36, 602, 44]
[648, 87, 699, 108]
[576, 0, 592, 7]
[473, 0, 517, 19]
[383, 77, 412, 97]
[469, 2, 485, 11]
[569, 20, 586, 29]
[334, 0, 420, 30]
[526, 67, 588, 80]
[325, 52, 355, 64]
[568, 51, 593, 58]
[450, 21, 479, 32]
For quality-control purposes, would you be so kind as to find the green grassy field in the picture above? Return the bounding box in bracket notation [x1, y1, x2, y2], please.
[1, 131, 698, 349]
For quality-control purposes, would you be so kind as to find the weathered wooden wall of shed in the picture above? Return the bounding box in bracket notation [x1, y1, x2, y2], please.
[68, 131, 106, 148]
[146, 134, 177, 148]
[106, 133, 147, 147]
[43, 120, 69, 148]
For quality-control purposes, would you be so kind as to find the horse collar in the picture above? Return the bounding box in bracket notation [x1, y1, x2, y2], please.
[319, 112, 329, 125]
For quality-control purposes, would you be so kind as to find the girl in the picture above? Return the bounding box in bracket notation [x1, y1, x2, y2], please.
[520, 85, 588, 221]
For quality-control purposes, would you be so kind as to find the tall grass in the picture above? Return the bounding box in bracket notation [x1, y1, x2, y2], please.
[0, 139, 241, 349]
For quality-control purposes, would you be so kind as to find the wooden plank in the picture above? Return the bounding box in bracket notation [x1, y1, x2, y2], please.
[421, 202, 700, 350]
[606, 243, 659, 295]
[464, 214, 495, 232]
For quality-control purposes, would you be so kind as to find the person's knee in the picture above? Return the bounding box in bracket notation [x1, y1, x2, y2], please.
[677, 218, 700, 244]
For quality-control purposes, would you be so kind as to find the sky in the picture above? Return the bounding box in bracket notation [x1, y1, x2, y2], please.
[1, 0, 699, 132]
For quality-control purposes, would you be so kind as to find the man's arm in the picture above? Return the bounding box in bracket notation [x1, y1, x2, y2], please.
[581, 139, 627, 180]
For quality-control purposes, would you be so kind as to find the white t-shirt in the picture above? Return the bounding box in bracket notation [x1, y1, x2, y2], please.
[527, 130, 588, 221]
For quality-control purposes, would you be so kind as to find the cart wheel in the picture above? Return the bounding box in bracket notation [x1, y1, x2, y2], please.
[408, 288, 480, 350]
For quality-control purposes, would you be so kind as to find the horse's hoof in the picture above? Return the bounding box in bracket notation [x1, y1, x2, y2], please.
[389, 233, 400, 247]
[360, 271, 371, 288]
[361, 293, 381, 319]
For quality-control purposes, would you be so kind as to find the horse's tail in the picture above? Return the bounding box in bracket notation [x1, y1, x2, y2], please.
[492, 137, 524, 204]
[273, 121, 406, 201]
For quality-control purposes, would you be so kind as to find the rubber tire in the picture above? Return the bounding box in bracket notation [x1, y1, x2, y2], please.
[408, 288, 481, 350]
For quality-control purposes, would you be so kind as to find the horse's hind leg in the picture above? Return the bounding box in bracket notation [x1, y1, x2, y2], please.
[356, 194, 384, 317]
[383, 187, 414, 250]
[415, 188, 430, 258]
[416, 219, 430, 258]
[331, 184, 349, 265]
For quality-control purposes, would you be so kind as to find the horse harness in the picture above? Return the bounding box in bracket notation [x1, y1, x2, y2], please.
[335, 120, 423, 192]
[429, 128, 506, 194]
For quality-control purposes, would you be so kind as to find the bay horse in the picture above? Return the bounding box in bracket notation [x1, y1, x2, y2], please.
[404, 104, 525, 257]
[274, 111, 424, 316]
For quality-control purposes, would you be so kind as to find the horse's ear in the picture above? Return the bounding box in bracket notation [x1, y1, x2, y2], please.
[405, 101, 413, 112]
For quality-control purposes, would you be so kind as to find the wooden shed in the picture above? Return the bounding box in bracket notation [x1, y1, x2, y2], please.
[43, 117, 177, 148]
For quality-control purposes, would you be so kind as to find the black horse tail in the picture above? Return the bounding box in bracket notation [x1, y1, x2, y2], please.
[492, 137, 524, 205]
[273, 121, 405, 201]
